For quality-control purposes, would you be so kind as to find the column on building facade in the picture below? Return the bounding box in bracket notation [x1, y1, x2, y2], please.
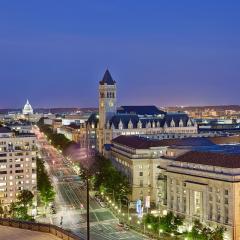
[167, 177, 171, 210]
[179, 181, 183, 214]
[212, 187, 217, 222]
[189, 189, 194, 220]
[172, 180, 177, 212]
[186, 188, 190, 217]
[202, 191, 208, 222]
[220, 188, 225, 224]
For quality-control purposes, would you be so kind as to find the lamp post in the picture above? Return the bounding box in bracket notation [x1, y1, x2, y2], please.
[86, 176, 90, 240]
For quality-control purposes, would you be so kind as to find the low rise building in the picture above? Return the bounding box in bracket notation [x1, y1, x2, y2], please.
[57, 124, 81, 142]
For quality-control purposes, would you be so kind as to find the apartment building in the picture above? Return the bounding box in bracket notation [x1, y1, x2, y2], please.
[0, 127, 37, 209]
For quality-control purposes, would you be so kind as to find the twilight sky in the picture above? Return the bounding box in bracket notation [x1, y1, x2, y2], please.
[0, 0, 240, 108]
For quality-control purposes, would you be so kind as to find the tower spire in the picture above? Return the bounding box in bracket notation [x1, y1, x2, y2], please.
[99, 69, 116, 85]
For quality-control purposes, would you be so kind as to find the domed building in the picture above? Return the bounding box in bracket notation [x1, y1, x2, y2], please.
[22, 99, 33, 115]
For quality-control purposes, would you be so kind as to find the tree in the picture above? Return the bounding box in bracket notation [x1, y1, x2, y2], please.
[40, 183, 55, 209]
[17, 190, 34, 207]
[9, 202, 33, 221]
[93, 156, 131, 201]
[37, 157, 55, 211]
[0, 202, 4, 217]
[186, 220, 225, 240]
[210, 226, 225, 240]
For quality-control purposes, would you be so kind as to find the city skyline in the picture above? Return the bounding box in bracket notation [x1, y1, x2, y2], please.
[1, 1, 240, 108]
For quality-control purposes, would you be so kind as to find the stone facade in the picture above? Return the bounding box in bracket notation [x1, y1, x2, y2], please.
[89, 70, 198, 153]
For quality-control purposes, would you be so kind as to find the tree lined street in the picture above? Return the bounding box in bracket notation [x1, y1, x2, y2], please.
[33, 126, 147, 240]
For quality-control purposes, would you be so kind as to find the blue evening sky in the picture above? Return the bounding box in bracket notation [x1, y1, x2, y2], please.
[0, 0, 240, 108]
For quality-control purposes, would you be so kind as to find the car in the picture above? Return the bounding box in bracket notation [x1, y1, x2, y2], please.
[51, 208, 56, 214]
[117, 222, 124, 228]
[99, 201, 106, 208]
[124, 225, 129, 231]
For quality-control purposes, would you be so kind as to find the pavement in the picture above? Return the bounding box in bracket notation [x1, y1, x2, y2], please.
[0, 225, 61, 240]
[33, 126, 147, 240]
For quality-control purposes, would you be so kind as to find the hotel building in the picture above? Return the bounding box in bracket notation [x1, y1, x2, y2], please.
[0, 126, 37, 209]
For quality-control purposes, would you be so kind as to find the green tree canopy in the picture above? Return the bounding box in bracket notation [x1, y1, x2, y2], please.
[17, 190, 34, 207]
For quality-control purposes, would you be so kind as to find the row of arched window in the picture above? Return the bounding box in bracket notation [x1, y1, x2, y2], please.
[100, 92, 115, 98]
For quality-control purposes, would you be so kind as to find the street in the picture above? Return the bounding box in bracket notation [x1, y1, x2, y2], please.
[33, 126, 147, 240]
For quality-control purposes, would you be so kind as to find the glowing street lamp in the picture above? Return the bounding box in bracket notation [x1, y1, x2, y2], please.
[147, 224, 152, 229]
[163, 210, 167, 216]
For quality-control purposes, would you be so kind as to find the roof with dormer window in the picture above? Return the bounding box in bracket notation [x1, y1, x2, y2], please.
[117, 105, 165, 115]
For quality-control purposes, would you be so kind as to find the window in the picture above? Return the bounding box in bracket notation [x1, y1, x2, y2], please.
[216, 205, 221, 222]
[224, 207, 229, 224]
[194, 191, 202, 217]
[139, 180, 143, 187]
[209, 203, 213, 220]
[224, 198, 228, 205]
[225, 189, 228, 195]
[209, 194, 213, 201]
[139, 172, 143, 176]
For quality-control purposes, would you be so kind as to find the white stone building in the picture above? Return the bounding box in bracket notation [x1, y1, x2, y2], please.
[22, 100, 34, 115]
[110, 134, 240, 240]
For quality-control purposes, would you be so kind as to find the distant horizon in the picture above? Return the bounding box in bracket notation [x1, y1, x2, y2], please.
[1, 1, 240, 107]
[1, 103, 240, 111]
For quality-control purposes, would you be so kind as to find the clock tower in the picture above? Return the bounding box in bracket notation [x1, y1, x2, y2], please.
[98, 69, 117, 152]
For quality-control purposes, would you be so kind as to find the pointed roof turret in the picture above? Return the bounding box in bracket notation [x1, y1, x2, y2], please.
[99, 69, 116, 85]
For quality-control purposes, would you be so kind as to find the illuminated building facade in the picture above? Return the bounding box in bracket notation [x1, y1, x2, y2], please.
[0, 127, 37, 209]
[90, 70, 198, 153]
[22, 99, 34, 115]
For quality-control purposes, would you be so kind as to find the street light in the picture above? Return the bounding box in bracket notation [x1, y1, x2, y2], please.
[147, 224, 152, 229]
[159, 228, 163, 237]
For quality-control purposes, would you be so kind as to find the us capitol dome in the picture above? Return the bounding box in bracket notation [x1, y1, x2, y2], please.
[22, 99, 33, 115]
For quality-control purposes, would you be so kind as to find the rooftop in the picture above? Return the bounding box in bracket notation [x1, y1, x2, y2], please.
[175, 151, 240, 168]
[0, 127, 12, 133]
[117, 105, 165, 115]
[0, 225, 61, 240]
[112, 135, 215, 149]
